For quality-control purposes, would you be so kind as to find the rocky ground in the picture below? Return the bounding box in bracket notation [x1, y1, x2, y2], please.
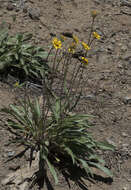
[0, 0, 131, 189]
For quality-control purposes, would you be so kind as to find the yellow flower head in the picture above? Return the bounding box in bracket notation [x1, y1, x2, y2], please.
[93, 32, 101, 40]
[91, 10, 98, 19]
[73, 35, 79, 44]
[81, 42, 90, 51]
[68, 42, 76, 54]
[68, 47, 75, 54]
[14, 81, 19, 87]
[52, 37, 62, 49]
[81, 57, 88, 65]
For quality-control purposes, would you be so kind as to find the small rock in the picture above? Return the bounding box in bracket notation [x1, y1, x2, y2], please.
[7, 3, 14, 11]
[122, 143, 129, 148]
[7, 151, 15, 157]
[106, 138, 116, 147]
[28, 7, 41, 20]
[123, 96, 131, 104]
[83, 94, 96, 101]
[121, 45, 127, 52]
[111, 38, 116, 44]
[93, 0, 101, 4]
[15, 7, 20, 12]
[23, 6, 28, 13]
[107, 44, 114, 51]
[122, 132, 128, 137]
[128, 41, 131, 49]
[50, 32, 56, 37]
[122, 185, 130, 190]
[121, 6, 131, 15]
[123, 52, 131, 61]
[39, 25, 42, 29]
[120, 0, 131, 7]
[9, 164, 20, 171]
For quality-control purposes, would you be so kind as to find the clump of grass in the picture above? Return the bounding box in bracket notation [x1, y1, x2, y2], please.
[0, 24, 49, 82]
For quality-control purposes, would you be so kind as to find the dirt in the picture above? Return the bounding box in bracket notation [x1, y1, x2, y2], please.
[0, 0, 131, 189]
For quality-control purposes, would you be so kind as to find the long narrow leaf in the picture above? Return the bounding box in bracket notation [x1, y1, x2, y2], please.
[46, 158, 58, 184]
[88, 161, 113, 177]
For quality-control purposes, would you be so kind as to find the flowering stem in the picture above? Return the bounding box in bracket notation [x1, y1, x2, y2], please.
[69, 67, 84, 111]
[46, 46, 53, 62]
[88, 17, 95, 46]
[68, 63, 81, 97]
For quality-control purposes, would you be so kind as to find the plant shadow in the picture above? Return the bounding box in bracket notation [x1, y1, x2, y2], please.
[29, 161, 113, 190]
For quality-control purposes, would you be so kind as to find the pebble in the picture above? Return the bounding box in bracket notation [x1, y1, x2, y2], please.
[6, 3, 14, 11]
[122, 132, 128, 137]
[9, 164, 20, 171]
[128, 42, 131, 49]
[121, 45, 127, 52]
[93, 0, 101, 4]
[123, 96, 131, 104]
[94, 0, 114, 4]
[122, 143, 129, 148]
[120, 0, 131, 7]
[82, 94, 96, 101]
[28, 7, 41, 20]
[122, 185, 131, 190]
[123, 52, 131, 61]
[111, 38, 116, 44]
[7, 151, 15, 157]
[107, 44, 114, 51]
[106, 138, 116, 147]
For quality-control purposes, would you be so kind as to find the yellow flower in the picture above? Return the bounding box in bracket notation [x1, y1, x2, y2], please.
[93, 32, 101, 40]
[91, 10, 98, 18]
[68, 42, 76, 54]
[81, 57, 88, 65]
[81, 42, 90, 51]
[68, 47, 75, 54]
[52, 37, 62, 49]
[14, 81, 19, 87]
[73, 35, 79, 44]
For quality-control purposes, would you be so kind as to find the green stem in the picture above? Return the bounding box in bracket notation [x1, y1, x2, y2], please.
[88, 18, 95, 46]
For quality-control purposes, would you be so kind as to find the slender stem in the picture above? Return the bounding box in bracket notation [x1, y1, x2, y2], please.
[69, 66, 84, 111]
[68, 63, 81, 97]
[46, 46, 53, 62]
[88, 18, 95, 45]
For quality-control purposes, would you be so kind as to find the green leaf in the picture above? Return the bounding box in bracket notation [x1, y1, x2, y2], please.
[16, 33, 23, 42]
[34, 52, 48, 59]
[20, 58, 25, 66]
[89, 155, 105, 164]
[14, 53, 19, 60]
[7, 120, 24, 131]
[34, 98, 41, 119]
[23, 65, 28, 75]
[64, 146, 75, 164]
[52, 99, 60, 122]
[46, 158, 58, 184]
[79, 158, 93, 177]
[89, 161, 113, 177]
[23, 33, 33, 42]
[97, 141, 115, 151]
